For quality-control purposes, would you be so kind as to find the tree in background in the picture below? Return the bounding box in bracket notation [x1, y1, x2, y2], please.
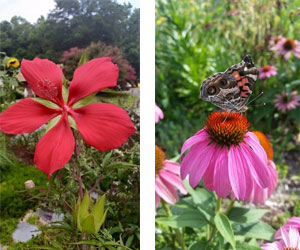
[0, 0, 140, 79]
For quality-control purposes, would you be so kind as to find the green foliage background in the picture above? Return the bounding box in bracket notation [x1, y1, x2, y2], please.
[0, 0, 140, 78]
[155, 0, 300, 162]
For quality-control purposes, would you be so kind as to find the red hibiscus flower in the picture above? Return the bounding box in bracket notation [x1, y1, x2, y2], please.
[0, 58, 135, 177]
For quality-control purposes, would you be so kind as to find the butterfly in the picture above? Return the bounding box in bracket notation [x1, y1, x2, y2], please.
[200, 55, 258, 112]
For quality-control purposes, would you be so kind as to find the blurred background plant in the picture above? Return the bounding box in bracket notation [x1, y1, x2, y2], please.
[155, 0, 300, 249]
[155, 0, 299, 164]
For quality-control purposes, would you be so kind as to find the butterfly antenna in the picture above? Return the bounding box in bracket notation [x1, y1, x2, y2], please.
[247, 91, 264, 106]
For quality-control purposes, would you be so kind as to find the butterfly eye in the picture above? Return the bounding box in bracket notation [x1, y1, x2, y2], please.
[220, 79, 227, 86]
[207, 86, 216, 95]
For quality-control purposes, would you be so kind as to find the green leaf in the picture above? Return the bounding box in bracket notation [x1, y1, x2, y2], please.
[236, 242, 260, 250]
[92, 194, 105, 230]
[72, 93, 97, 108]
[233, 221, 275, 240]
[228, 207, 268, 224]
[156, 208, 206, 228]
[32, 97, 60, 109]
[81, 214, 96, 234]
[107, 162, 138, 169]
[77, 191, 90, 230]
[78, 50, 89, 67]
[125, 235, 134, 247]
[189, 242, 208, 250]
[46, 115, 61, 133]
[214, 213, 236, 250]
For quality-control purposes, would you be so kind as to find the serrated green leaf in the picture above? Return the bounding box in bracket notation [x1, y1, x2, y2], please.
[77, 191, 91, 230]
[46, 115, 61, 133]
[97, 208, 108, 231]
[228, 207, 268, 224]
[81, 214, 96, 234]
[32, 97, 60, 109]
[72, 93, 97, 109]
[214, 213, 236, 250]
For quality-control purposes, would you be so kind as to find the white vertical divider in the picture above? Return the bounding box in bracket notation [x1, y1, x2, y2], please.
[140, 0, 155, 249]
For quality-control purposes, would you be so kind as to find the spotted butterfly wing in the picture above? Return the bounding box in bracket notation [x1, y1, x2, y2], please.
[200, 55, 258, 112]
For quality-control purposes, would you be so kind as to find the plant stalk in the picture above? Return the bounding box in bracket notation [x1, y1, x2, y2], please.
[161, 200, 187, 250]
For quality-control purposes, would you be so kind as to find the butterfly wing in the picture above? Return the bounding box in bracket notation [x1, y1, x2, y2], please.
[200, 55, 258, 112]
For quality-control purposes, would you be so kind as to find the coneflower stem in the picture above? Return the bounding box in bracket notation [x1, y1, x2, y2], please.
[161, 200, 187, 250]
[225, 199, 235, 215]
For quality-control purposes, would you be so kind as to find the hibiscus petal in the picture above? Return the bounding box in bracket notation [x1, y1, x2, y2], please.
[34, 114, 75, 177]
[70, 103, 135, 151]
[21, 58, 64, 106]
[68, 58, 119, 106]
[0, 98, 60, 134]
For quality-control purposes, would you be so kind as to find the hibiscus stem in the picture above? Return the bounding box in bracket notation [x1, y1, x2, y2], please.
[88, 173, 103, 195]
[161, 200, 187, 250]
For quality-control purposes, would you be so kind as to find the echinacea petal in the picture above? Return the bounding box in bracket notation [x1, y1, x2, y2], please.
[21, 58, 64, 106]
[213, 147, 230, 198]
[70, 103, 135, 152]
[155, 192, 161, 209]
[180, 129, 208, 160]
[204, 146, 221, 191]
[155, 176, 177, 204]
[159, 169, 187, 195]
[228, 146, 246, 200]
[240, 143, 270, 188]
[180, 139, 210, 179]
[34, 114, 75, 177]
[0, 98, 60, 134]
[68, 58, 119, 106]
[188, 143, 215, 188]
[164, 160, 181, 175]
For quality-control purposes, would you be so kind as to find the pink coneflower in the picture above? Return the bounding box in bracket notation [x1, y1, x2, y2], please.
[262, 227, 300, 250]
[274, 91, 300, 112]
[180, 112, 272, 201]
[258, 65, 277, 79]
[275, 217, 300, 239]
[244, 131, 277, 205]
[155, 145, 187, 209]
[271, 37, 300, 60]
[269, 35, 283, 47]
[155, 103, 164, 123]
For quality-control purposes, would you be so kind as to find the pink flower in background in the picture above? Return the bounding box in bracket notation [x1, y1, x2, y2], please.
[274, 91, 300, 112]
[262, 227, 300, 250]
[275, 217, 300, 239]
[155, 145, 187, 209]
[271, 37, 300, 60]
[269, 35, 283, 47]
[180, 112, 272, 202]
[258, 65, 277, 79]
[155, 103, 164, 123]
